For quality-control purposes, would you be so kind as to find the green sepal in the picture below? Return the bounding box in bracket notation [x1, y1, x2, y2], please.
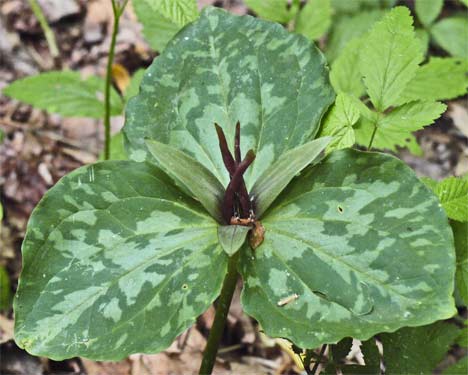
[146, 139, 225, 222]
[251, 137, 331, 218]
[218, 225, 251, 256]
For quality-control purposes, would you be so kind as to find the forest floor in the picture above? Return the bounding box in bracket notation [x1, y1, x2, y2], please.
[0, 0, 467, 374]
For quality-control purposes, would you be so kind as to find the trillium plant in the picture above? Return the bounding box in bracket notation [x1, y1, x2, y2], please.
[14, 7, 456, 374]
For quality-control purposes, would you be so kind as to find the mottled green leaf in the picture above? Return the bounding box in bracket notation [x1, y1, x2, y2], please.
[360, 7, 423, 111]
[326, 10, 385, 62]
[425, 177, 468, 222]
[330, 37, 365, 98]
[124, 7, 334, 189]
[251, 137, 331, 218]
[146, 139, 224, 222]
[218, 225, 250, 256]
[243, 0, 295, 23]
[379, 322, 460, 374]
[452, 220, 468, 305]
[240, 149, 456, 349]
[415, 0, 443, 27]
[295, 0, 332, 40]
[355, 101, 446, 152]
[133, 0, 199, 52]
[14, 161, 226, 360]
[320, 93, 360, 153]
[432, 17, 468, 58]
[124, 68, 145, 104]
[3, 71, 123, 118]
[399, 58, 468, 103]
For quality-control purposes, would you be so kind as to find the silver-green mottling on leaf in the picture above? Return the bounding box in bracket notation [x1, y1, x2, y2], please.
[240, 149, 456, 349]
[124, 7, 334, 190]
[14, 161, 226, 360]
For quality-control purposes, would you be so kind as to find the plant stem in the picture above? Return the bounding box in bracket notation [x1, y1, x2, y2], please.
[367, 125, 378, 150]
[199, 253, 240, 375]
[367, 114, 382, 151]
[104, 0, 127, 160]
[311, 344, 327, 375]
[303, 348, 314, 375]
[28, 0, 59, 61]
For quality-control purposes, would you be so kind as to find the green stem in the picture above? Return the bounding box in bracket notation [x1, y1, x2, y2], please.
[303, 349, 314, 375]
[199, 253, 239, 375]
[28, 0, 59, 60]
[367, 125, 378, 151]
[311, 344, 327, 375]
[104, 0, 127, 160]
[367, 113, 382, 151]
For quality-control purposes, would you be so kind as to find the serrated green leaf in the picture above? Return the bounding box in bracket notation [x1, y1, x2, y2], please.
[320, 93, 360, 153]
[432, 17, 468, 58]
[399, 58, 468, 103]
[2, 71, 123, 118]
[218, 225, 250, 256]
[133, 0, 199, 52]
[415, 27, 430, 55]
[240, 149, 456, 350]
[124, 69, 145, 104]
[326, 10, 385, 62]
[431, 177, 468, 222]
[443, 357, 468, 374]
[243, 0, 295, 23]
[330, 0, 396, 14]
[14, 161, 226, 360]
[295, 0, 332, 40]
[451, 220, 468, 305]
[355, 101, 446, 151]
[251, 137, 331, 218]
[124, 7, 334, 190]
[379, 322, 460, 374]
[330, 37, 366, 98]
[360, 7, 423, 111]
[415, 0, 443, 27]
[146, 139, 224, 222]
